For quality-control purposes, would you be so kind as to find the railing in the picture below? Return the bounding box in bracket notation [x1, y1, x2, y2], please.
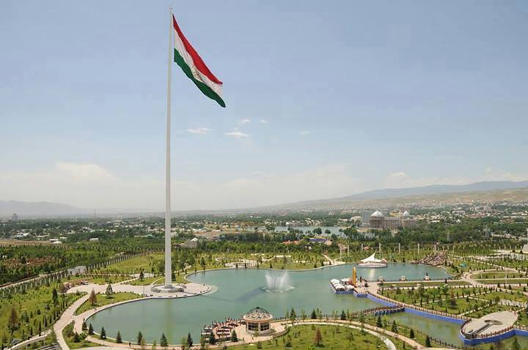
[368, 291, 470, 320]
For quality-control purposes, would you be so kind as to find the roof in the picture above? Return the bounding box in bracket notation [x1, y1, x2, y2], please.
[243, 306, 273, 321]
[361, 253, 383, 263]
[371, 210, 384, 217]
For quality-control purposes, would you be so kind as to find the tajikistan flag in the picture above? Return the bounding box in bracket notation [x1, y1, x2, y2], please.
[172, 15, 225, 107]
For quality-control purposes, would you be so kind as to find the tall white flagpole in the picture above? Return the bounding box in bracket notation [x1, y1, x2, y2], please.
[164, 8, 173, 288]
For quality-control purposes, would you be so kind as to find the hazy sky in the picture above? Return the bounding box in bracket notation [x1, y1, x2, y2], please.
[1, 1, 528, 211]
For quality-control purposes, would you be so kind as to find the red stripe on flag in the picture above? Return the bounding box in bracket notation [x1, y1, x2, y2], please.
[172, 16, 222, 85]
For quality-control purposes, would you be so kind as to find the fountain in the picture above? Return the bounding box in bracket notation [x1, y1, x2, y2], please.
[264, 271, 293, 293]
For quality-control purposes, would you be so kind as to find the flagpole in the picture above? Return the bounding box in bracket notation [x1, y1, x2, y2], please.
[164, 7, 173, 288]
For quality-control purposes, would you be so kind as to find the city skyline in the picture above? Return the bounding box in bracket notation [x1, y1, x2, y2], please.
[2, 1, 528, 210]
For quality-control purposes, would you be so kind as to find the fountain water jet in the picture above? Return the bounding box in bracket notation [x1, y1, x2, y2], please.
[264, 271, 293, 293]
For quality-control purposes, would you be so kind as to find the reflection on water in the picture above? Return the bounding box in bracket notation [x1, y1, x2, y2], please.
[88, 263, 450, 344]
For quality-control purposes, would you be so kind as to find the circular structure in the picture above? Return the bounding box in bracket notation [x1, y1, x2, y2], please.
[461, 311, 517, 344]
[151, 283, 184, 293]
[242, 306, 273, 334]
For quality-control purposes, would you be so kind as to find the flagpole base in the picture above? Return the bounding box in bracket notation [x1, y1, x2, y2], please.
[151, 284, 184, 293]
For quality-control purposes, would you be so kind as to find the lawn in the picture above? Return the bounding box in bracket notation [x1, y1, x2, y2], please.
[128, 276, 163, 286]
[385, 280, 470, 288]
[472, 271, 526, 279]
[0, 282, 84, 346]
[227, 324, 388, 350]
[476, 278, 528, 285]
[62, 322, 100, 349]
[75, 292, 140, 315]
[96, 253, 164, 275]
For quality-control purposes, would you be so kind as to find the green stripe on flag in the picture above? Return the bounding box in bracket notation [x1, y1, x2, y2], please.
[174, 49, 225, 108]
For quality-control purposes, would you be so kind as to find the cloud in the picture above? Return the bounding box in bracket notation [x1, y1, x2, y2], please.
[239, 119, 251, 125]
[186, 127, 211, 135]
[0, 162, 362, 211]
[55, 162, 115, 182]
[225, 130, 249, 139]
[299, 130, 311, 136]
[259, 119, 268, 124]
[2, 161, 526, 212]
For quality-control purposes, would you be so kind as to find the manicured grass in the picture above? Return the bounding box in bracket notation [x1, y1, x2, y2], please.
[476, 278, 528, 285]
[466, 303, 519, 319]
[0, 282, 84, 345]
[385, 280, 470, 288]
[479, 290, 527, 303]
[96, 254, 164, 275]
[227, 324, 388, 350]
[75, 292, 140, 315]
[472, 271, 526, 279]
[128, 276, 162, 286]
[62, 322, 100, 349]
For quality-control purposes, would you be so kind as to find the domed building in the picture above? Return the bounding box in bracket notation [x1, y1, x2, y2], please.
[369, 210, 385, 229]
[242, 306, 273, 334]
[369, 210, 414, 230]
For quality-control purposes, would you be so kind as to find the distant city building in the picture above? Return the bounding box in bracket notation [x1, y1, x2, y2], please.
[10, 213, 19, 222]
[368, 210, 417, 230]
[181, 237, 198, 248]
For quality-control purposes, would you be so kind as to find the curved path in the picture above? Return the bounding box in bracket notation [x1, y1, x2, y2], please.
[77, 319, 409, 350]
[54, 279, 211, 350]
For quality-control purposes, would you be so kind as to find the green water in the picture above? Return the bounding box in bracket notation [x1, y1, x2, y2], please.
[88, 263, 454, 344]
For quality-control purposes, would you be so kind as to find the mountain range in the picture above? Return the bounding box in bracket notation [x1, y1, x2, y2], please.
[2, 180, 528, 217]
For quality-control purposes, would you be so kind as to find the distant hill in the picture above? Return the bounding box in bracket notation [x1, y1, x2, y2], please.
[2, 180, 528, 217]
[326, 180, 528, 201]
[265, 180, 528, 211]
[0, 200, 87, 218]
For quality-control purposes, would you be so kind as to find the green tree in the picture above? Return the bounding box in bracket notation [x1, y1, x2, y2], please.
[314, 328, 322, 347]
[116, 331, 122, 343]
[88, 323, 94, 335]
[208, 332, 216, 345]
[137, 331, 143, 345]
[100, 327, 106, 340]
[52, 288, 59, 306]
[512, 338, 520, 350]
[376, 315, 383, 328]
[160, 333, 168, 347]
[186, 332, 193, 348]
[8, 308, 18, 334]
[425, 335, 431, 347]
[106, 284, 113, 298]
[89, 289, 97, 306]
[391, 320, 398, 333]
[230, 329, 238, 342]
[290, 308, 296, 324]
[409, 328, 415, 339]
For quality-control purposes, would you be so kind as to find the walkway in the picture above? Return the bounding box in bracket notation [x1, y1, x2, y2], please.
[54, 279, 212, 350]
[323, 254, 345, 266]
